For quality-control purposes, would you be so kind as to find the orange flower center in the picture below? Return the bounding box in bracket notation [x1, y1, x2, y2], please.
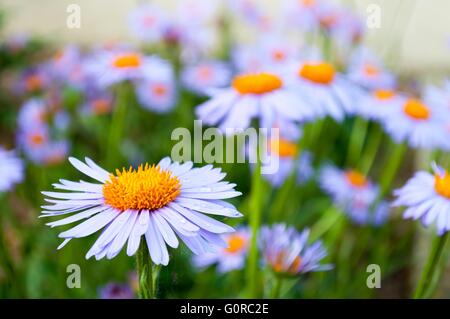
[301, 0, 315, 7]
[232, 73, 283, 95]
[224, 234, 246, 254]
[403, 99, 430, 120]
[151, 83, 167, 97]
[272, 50, 286, 62]
[364, 64, 379, 76]
[373, 89, 395, 100]
[25, 75, 43, 91]
[92, 99, 111, 115]
[29, 133, 45, 146]
[197, 66, 212, 81]
[112, 54, 142, 68]
[435, 172, 450, 199]
[299, 62, 335, 85]
[273, 251, 302, 274]
[103, 164, 181, 211]
[345, 170, 368, 188]
[268, 138, 298, 158]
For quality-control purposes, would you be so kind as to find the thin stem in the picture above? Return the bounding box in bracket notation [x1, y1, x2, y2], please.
[346, 117, 369, 168]
[136, 239, 159, 299]
[106, 83, 129, 168]
[413, 232, 449, 299]
[360, 125, 383, 175]
[247, 139, 264, 298]
[378, 142, 407, 199]
[271, 277, 283, 299]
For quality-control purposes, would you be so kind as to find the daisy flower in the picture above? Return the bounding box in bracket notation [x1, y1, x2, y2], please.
[292, 60, 359, 121]
[382, 97, 450, 150]
[196, 71, 312, 134]
[193, 227, 250, 273]
[128, 4, 167, 42]
[356, 89, 404, 121]
[41, 157, 243, 265]
[260, 224, 332, 276]
[282, 0, 322, 32]
[319, 165, 389, 225]
[393, 163, 450, 235]
[0, 148, 24, 192]
[181, 61, 231, 95]
[99, 283, 135, 299]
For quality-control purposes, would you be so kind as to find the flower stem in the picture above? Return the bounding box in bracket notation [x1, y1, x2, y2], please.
[271, 277, 283, 298]
[413, 232, 449, 299]
[378, 142, 407, 199]
[106, 83, 129, 168]
[247, 139, 264, 298]
[360, 125, 383, 175]
[136, 239, 160, 299]
[346, 117, 369, 168]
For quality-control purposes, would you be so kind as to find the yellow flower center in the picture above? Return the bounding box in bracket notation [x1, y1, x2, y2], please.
[232, 73, 283, 95]
[112, 54, 142, 68]
[373, 89, 395, 100]
[224, 234, 246, 254]
[103, 164, 181, 211]
[403, 99, 430, 120]
[435, 172, 450, 199]
[345, 170, 368, 188]
[299, 62, 335, 85]
[29, 133, 45, 146]
[268, 138, 298, 158]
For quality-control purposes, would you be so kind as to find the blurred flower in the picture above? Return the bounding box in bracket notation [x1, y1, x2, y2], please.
[82, 92, 114, 116]
[181, 61, 231, 95]
[99, 282, 135, 299]
[282, 0, 322, 32]
[356, 89, 404, 121]
[196, 71, 309, 134]
[15, 67, 50, 95]
[2, 33, 29, 53]
[41, 157, 242, 265]
[128, 4, 168, 42]
[319, 165, 389, 226]
[347, 48, 396, 90]
[293, 60, 359, 121]
[393, 163, 450, 235]
[0, 148, 24, 192]
[382, 97, 450, 150]
[193, 227, 249, 273]
[260, 224, 332, 276]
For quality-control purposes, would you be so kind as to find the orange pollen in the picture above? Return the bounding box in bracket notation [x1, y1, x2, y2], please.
[152, 84, 167, 96]
[268, 138, 298, 158]
[320, 14, 338, 28]
[25, 75, 43, 91]
[364, 64, 379, 76]
[232, 73, 283, 95]
[435, 172, 450, 199]
[224, 234, 246, 254]
[103, 164, 181, 211]
[272, 50, 286, 62]
[197, 66, 212, 80]
[373, 89, 395, 100]
[30, 133, 45, 145]
[273, 251, 301, 274]
[403, 99, 430, 120]
[92, 99, 111, 114]
[301, 0, 316, 7]
[299, 62, 335, 85]
[113, 54, 142, 68]
[345, 170, 368, 188]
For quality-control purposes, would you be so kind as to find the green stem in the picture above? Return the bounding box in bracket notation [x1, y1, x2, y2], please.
[247, 140, 264, 298]
[310, 205, 343, 242]
[360, 125, 383, 175]
[378, 142, 407, 199]
[346, 117, 369, 168]
[106, 84, 129, 168]
[271, 277, 283, 298]
[413, 232, 449, 299]
[136, 239, 160, 299]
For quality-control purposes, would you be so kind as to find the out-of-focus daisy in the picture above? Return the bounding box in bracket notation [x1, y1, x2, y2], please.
[99, 282, 135, 299]
[260, 224, 332, 276]
[382, 97, 450, 150]
[292, 60, 359, 121]
[17, 98, 48, 129]
[41, 157, 242, 265]
[347, 48, 396, 90]
[319, 165, 389, 225]
[128, 4, 167, 42]
[282, 0, 321, 32]
[261, 137, 314, 188]
[82, 92, 114, 116]
[0, 148, 24, 192]
[16, 67, 50, 94]
[19, 132, 69, 166]
[356, 89, 404, 121]
[181, 61, 231, 95]
[193, 227, 250, 273]
[136, 58, 177, 113]
[393, 163, 450, 235]
[196, 71, 312, 134]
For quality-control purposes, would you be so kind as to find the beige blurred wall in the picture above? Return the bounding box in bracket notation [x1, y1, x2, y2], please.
[2, 0, 450, 76]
